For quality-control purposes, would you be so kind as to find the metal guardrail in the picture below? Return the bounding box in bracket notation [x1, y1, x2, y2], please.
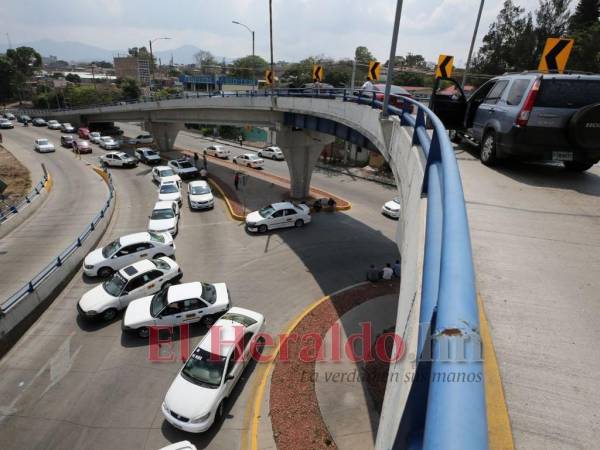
[0, 174, 48, 224]
[1, 171, 115, 313]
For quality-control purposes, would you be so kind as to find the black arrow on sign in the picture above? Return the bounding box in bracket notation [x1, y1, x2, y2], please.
[369, 62, 379, 80]
[266, 71, 273, 84]
[439, 56, 452, 79]
[545, 39, 569, 72]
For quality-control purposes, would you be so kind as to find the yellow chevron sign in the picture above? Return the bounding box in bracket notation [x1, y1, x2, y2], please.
[435, 54, 454, 79]
[312, 64, 324, 82]
[368, 61, 381, 81]
[538, 38, 574, 73]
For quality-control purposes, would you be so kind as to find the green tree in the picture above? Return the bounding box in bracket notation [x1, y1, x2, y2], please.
[65, 73, 81, 84]
[230, 55, 269, 79]
[393, 71, 426, 86]
[535, 0, 572, 61]
[354, 46, 374, 65]
[569, 0, 599, 31]
[91, 60, 113, 69]
[194, 50, 217, 74]
[0, 46, 42, 102]
[120, 77, 141, 100]
[404, 53, 428, 69]
[568, 23, 600, 71]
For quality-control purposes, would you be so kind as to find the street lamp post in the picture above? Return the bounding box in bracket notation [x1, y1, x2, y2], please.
[91, 63, 97, 92]
[149, 37, 171, 91]
[462, 0, 485, 88]
[232, 21, 255, 57]
[382, 0, 405, 117]
[269, 0, 274, 82]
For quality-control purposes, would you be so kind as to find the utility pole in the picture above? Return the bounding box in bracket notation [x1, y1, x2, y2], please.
[269, 0, 274, 87]
[462, 0, 485, 88]
[232, 21, 255, 57]
[382, 0, 404, 117]
[5, 33, 12, 49]
[148, 37, 171, 92]
[91, 63, 97, 92]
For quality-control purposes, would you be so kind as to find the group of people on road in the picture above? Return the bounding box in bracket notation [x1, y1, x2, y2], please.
[366, 260, 401, 282]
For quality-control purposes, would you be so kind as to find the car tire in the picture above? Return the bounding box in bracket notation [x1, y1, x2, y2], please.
[202, 315, 216, 327]
[102, 308, 118, 322]
[294, 219, 304, 228]
[563, 161, 596, 172]
[137, 327, 150, 339]
[258, 152, 262, 157]
[233, 159, 237, 164]
[153, 253, 165, 259]
[258, 224, 268, 233]
[215, 402, 224, 424]
[98, 267, 113, 278]
[480, 131, 498, 166]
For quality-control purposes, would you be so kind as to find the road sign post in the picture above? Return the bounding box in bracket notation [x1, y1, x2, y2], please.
[538, 38, 574, 73]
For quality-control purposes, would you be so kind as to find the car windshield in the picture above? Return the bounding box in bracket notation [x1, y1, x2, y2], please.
[102, 137, 112, 142]
[63, 123, 71, 127]
[37, 139, 49, 145]
[259, 205, 275, 218]
[201, 282, 217, 304]
[151, 259, 170, 270]
[393, 197, 401, 205]
[181, 347, 226, 388]
[101, 239, 121, 258]
[179, 161, 194, 168]
[220, 311, 257, 327]
[145, 150, 157, 156]
[91, 132, 100, 137]
[103, 272, 127, 296]
[160, 184, 179, 194]
[148, 231, 165, 243]
[151, 208, 174, 220]
[190, 185, 211, 195]
[159, 169, 174, 177]
[150, 289, 169, 317]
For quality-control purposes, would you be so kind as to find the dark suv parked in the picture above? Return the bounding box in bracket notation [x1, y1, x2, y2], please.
[431, 72, 600, 171]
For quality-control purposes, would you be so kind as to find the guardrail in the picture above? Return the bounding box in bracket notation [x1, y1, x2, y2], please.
[0, 173, 48, 224]
[1, 171, 115, 313]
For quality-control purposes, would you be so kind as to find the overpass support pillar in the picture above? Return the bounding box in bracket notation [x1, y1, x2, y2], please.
[144, 121, 181, 153]
[276, 126, 334, 199]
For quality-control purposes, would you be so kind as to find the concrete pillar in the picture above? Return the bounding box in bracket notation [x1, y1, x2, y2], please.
[276, 126, 335, 199]
[144, 121, 181, 153]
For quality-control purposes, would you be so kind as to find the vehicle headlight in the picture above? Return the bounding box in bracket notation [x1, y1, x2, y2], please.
[84, 264, 94, 269]
[190, 411, 211, 423]
[162, 401, 169, 413]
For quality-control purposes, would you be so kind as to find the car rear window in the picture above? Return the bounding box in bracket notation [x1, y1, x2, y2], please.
[506, 79, 530, 106]
[148, 231, 165, 243]
[220, 312, 257, 327]
[536, 79, 600, 108]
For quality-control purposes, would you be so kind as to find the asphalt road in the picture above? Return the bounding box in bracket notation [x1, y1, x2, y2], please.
[0, 126, 108, 300]
[0, 125, 400, 449]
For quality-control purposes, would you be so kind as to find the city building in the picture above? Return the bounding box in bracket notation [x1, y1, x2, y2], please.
[113, 56, 150, 85]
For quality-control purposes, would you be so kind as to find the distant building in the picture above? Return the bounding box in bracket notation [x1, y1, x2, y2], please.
[113, 56, 150, 86]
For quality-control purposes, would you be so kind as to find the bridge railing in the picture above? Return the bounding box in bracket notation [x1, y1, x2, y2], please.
[0, 172, 115, 313]
[0, 173, 48, 224]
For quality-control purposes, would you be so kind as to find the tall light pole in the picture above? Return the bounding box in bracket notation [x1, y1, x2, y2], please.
[232, 21, 255, 57]
[462, 0, 485, 88]
[149, 37, 171, 90]
[269, 0, 274, 84]
[382, 0, 405, 117]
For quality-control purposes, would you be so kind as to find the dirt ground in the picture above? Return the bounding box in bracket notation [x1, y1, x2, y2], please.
[0, 145, 31, 207]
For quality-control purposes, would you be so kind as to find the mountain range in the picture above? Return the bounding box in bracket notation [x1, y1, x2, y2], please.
[0, 39, 231, 65]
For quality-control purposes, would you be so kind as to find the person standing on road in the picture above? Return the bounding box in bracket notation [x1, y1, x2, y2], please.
[238, 135, 244, 147]
[234, 172, 240, 190]
[361, 77, 374, 93]
[75, 145, 81, 160]
[203, 152, 207, 170]
[193, 152, 199, 169]
[382, 263, 393, 280]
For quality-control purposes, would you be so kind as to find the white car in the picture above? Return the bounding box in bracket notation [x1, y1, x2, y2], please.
[78, 257, 182, 321]
[133, 132, 154, 144]
[90, 131, 102, 144]
[122, 281, 232, 338]
[99, 151, 138, 168]
[148, 200, 180, 236]
[34, 138, 55, 153]
[152, 165, 182, 185]
[381, 197, 401, 219]
[205, 145, 230, 159]
[168, 159, 199, 179]
[99, 136, 120, 150]
[161, 307, 265, 432]
[47, 120, 61, 130]
[188, 180, 214, 210]
[83, 231, 175, 278]
[245, 202, 311, 233]
[159, 442, 197, 450]
[233, 153, 264, 168]
[0, 118, 14, 129]
[61, 122, 76, 133]
[3, 112, 16, 121]
[135, 147, 161, 165]
[258, 146, 284, 160]
[158, 180, 182, 204]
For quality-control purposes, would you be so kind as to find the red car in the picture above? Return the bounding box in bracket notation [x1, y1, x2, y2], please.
[78, 127, 90, 139]
[73, 139, 92, 154]
[359, 84, 414, 112]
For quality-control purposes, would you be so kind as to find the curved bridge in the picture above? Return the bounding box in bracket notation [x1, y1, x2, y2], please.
[34, 90, 488, 449]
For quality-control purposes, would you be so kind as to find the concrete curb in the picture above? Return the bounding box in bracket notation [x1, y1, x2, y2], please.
[206, 177, 245, 221]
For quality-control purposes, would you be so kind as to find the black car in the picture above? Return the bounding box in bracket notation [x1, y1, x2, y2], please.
[32, 118, 47, 127]
[431, 72, 600, 171]
[17, 115, 31, 123]
[60, 135, 76, 148]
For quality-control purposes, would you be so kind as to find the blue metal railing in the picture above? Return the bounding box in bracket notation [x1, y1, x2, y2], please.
[0, 174, 48, 224]
[1, 172, 115, 313]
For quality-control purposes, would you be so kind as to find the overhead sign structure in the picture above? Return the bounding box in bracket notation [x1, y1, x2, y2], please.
[435, 54, 454, 79]
[312, 64, 324, 82]
[538, 38, 574, 73]
[265, 70, 274, 85]
[368, 61, 381, 81]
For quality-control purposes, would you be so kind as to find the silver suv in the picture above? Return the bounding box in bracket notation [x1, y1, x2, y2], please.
[432, 72, 600, 171]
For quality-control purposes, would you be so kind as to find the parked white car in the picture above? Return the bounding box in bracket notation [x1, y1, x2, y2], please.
[122, 281, 232, 338]
[381, 197, 401, 219]
[152, 166, 181, 185]
[133, 132, 154, 144]
[99, 136, 120, 150]
[161, 307, 265, 432]
[0, 118, 14, 129]
[258, 146, 284, 160]
[135, 147, 161, 165]
[90, 131, 102, 144]
[34, 138, 55, 153]
[99, 151, 138, 168]
[61, 122, 76, 133]
[47, 120, 61, 130]
[233, 153, 264, 168]
[78, 257, 182, 321]
[83, 231, 175, 277]
[158, 180, 182, 204]
[168, 159, 199, 179]
[159, 442, 197, 450]
[188, 180, 214, 210]
[148, 200, 180, 236]
[245, 202, 311, 233]
[205, 145, 230, 159]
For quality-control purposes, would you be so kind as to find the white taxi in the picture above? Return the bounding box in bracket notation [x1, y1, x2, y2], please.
[158, 180, 182, 205]
[381, 197, 401, 219]
[148, 200, 180, 236]
[188, 180, 214, 210]
[233, 153, 264, 168]
[205, 145, 230, 159]
[152, 165, 181, 185]
[245, 202, 311, 233]
[258, 146, 284, 160]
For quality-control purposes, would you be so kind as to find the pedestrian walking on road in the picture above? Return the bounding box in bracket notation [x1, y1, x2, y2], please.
[234, 172, 240, 191]
[238, 135, 244, 147]
[75, 146, 81, 160]
[193, 152, 199, 168]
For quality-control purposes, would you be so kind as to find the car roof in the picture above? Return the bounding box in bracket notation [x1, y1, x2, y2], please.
[118, 259, 157, 280]
[160, 180, 179, 187]
[270, 201, 295, 210]
[188, 180, 209, 188]
[153, 200, 176, 209]
[198, 307, 264, 356]
[167, 282, 202, 303]
[137, 147, 154, 152]
[119, 232, 155, 246]
[155, 165, 171, 170]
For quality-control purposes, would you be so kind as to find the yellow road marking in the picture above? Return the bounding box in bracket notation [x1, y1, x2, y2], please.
[206, 178, 245, 221]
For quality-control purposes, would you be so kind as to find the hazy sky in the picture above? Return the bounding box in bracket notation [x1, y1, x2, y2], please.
[3, 0, 544, 65]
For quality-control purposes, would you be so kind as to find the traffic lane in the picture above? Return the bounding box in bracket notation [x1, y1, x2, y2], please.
[457, 147, 600, 448]
[0, 126, 108, 298]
